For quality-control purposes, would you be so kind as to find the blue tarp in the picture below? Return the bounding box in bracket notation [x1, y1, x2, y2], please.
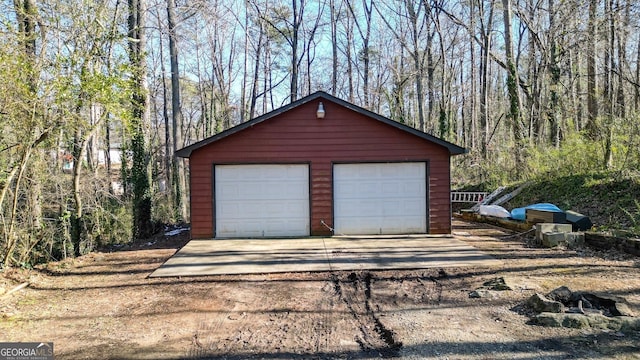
[510, 203, 563, 221]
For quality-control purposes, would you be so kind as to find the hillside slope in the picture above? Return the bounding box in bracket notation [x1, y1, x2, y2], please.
[498, 172, 640, 233]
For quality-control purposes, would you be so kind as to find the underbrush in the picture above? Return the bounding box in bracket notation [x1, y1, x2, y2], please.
[453, 132, 640, 232]
[503, 171, 640, 232]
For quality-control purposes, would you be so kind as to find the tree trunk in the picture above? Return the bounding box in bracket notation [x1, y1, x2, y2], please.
[167, 0, 188, 220]
[603, 0, 614, 168]
[249, 25, 263, 120]
[426, 27, 435, 133]
[2, 147, 33, 267]
[155, 8, 173, 208]
[241, 3, 249, 123]
[1, 128, 50, 266]
[636, 31, 640, 111]
[290, 0, 300, 102]
[571, 48, 584, 131]
[547, 0, 561, 147]
[406, 0, 426, 131]
[479, 0, 495, 157]
[468, 0, 477, 150]
[330, 0, 338, 95]
[434, 5, 448, 139]
[502, 0, 524, 174]
[15, 0, 37, 59]
[346, 17, 354, 102]
[362, 2, 371, 108]
[71, 124, 84, 257]
[586, 0, 599, 139]
[526, 0, 541, 142]
[346, 0, 373, 107]
[617, 0, 628, 119]
[128, 0, 153, 240]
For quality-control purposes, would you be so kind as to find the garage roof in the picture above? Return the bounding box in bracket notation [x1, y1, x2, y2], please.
[176, 91, 466, 158]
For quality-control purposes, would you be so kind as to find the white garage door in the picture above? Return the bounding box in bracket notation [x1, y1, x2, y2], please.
[215, 164, 310, 238]
[334, 162, 427, 235]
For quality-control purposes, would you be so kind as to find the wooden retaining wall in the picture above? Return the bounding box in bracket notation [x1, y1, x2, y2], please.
[584, 233, 640, 257]
[457, 212, 640, 257]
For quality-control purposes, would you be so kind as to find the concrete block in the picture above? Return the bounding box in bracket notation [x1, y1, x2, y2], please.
[542, 232, 566, 247]
[565, 232, 585, 249]
[536, 223, 573, 242]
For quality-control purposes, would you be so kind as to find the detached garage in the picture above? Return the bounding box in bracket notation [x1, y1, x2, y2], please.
[177, 91, 465, 238]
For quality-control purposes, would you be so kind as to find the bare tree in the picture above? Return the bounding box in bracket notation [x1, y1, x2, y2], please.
[330, 0, 340, 94]
[346, 0, 373, 107]
[375, 0, 433, 131]
[128, 0, 153, 239]
[166, 0, 188, 220]
[547, 0, 561, 147]
[586, 0, 599, 139]
[502, 0, 524, 173]
[479, 0, 496, 156]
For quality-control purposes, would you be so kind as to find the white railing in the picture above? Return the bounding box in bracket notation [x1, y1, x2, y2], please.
[450, 191, 488, 203]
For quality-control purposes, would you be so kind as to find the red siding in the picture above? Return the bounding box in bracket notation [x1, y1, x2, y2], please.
[188, 99, 453, 238]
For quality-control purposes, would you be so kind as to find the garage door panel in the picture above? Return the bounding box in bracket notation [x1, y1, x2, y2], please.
[286, 200, 308, 211]
[358, 182, 378, 194]
[402, 199, 424, 212]
[215, 164, 309, 238]
[334, 163, 427, 235]
[341, 200, 379, 216]
[381, 200, 402, 215]
[217, 202, 238, 215]
[217, 220, 262, 238]
[380, 182, 401, 195]
[217, 184, 240, 199]
[403, 181, 425, 194]
[242, 185, 264, 198]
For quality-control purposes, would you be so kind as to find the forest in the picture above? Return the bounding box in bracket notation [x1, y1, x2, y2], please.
[1, 0, 639, 267]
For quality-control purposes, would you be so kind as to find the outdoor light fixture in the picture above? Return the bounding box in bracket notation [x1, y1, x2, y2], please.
[316, 102, 325, 119]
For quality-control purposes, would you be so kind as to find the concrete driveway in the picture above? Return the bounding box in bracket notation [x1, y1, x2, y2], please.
[150, 233, 500, 277]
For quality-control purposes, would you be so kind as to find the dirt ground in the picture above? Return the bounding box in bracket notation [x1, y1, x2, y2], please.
[1, 220, 639, 360]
